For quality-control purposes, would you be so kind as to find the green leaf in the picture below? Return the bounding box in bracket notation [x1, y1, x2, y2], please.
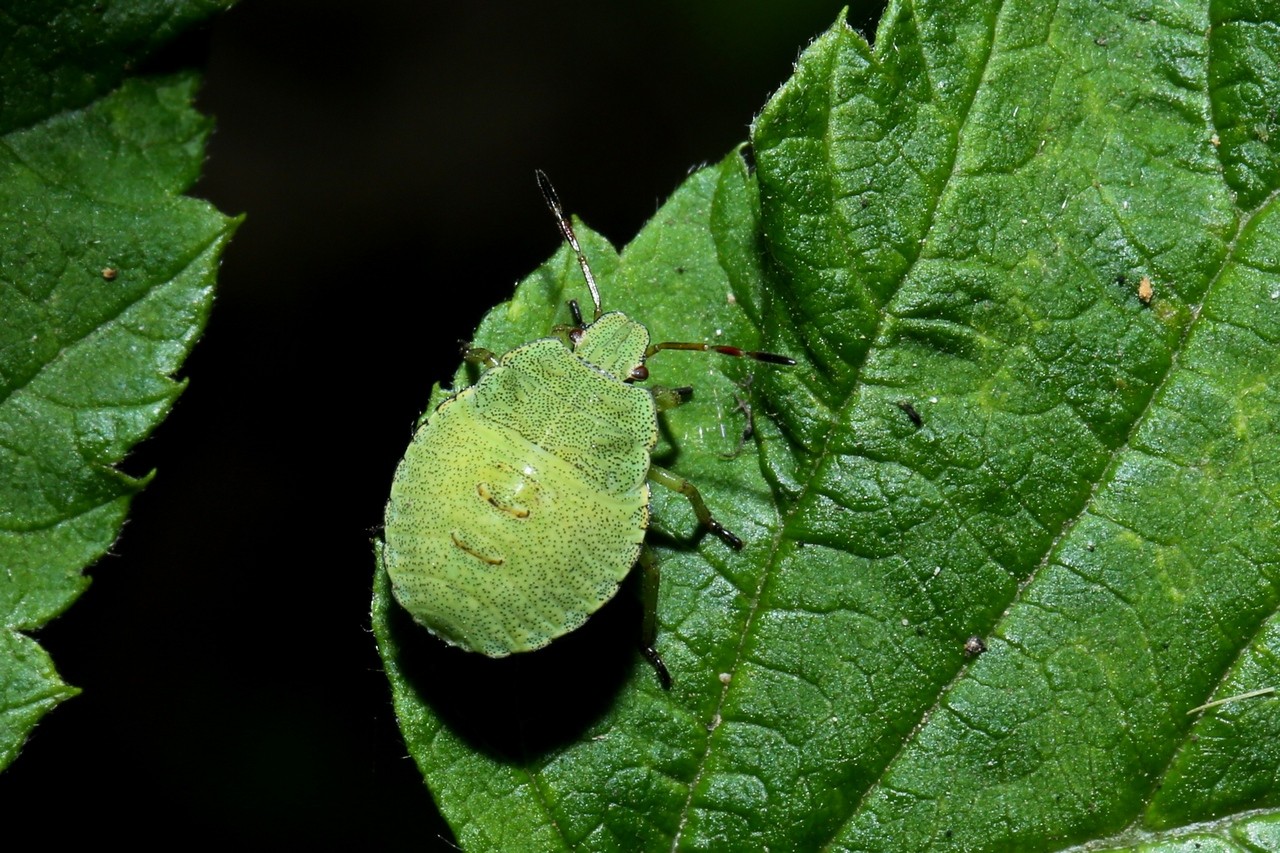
[0, 0, 233, 136]
[0, 4, 237, 769]
[374, 2, 1280, 850]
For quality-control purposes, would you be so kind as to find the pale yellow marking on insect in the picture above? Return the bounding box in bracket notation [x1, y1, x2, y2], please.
[476, 482, 531, 518]
[449, 530, 505, 565]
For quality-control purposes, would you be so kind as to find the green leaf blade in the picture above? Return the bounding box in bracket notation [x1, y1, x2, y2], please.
[0, 0, 235, 136]
[0, 70, 237, 768]
[1208, 0, 1280, 210]
[0, 630, 78, 770]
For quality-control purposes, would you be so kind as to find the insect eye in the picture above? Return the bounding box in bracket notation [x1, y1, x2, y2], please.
[569, 328, 584, 344]
[629, 364, 649, 382]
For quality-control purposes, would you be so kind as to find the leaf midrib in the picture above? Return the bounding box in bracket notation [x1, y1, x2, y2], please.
[669, 6, 1005, 846]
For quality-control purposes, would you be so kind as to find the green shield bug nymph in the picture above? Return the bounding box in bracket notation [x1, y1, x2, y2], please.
[381, 172, 793, 688]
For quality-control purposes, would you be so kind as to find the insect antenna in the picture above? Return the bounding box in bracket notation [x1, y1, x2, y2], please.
[646, 340, 797, 365]
[536, 169, 603, 320]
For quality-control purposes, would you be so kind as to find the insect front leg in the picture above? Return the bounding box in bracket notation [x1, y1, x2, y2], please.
[637, 548, 672, 690]
[648, 464, 744, 551]
[461, 345, 500, 369]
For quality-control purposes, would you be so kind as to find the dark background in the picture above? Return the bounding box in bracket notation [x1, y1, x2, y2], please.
[2, 2, 882, 846]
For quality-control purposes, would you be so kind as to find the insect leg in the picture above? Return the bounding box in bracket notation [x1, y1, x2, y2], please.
[461, 346, 500, 369]
[648, 465, 744, 551]
[637, 548, 672, 690]
[650, 385, 693, 412]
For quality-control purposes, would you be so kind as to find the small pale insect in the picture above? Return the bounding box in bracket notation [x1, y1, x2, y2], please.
[1137, 275, 1154, 305]
[381, 172, 793, 687]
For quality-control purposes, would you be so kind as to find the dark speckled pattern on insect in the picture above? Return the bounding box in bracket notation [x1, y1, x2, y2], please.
[382, 316, 657, 657]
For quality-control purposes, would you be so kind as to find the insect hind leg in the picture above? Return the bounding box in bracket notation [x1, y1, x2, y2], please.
[637, 548, 671, 690]
[648, 464, 744, 551]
